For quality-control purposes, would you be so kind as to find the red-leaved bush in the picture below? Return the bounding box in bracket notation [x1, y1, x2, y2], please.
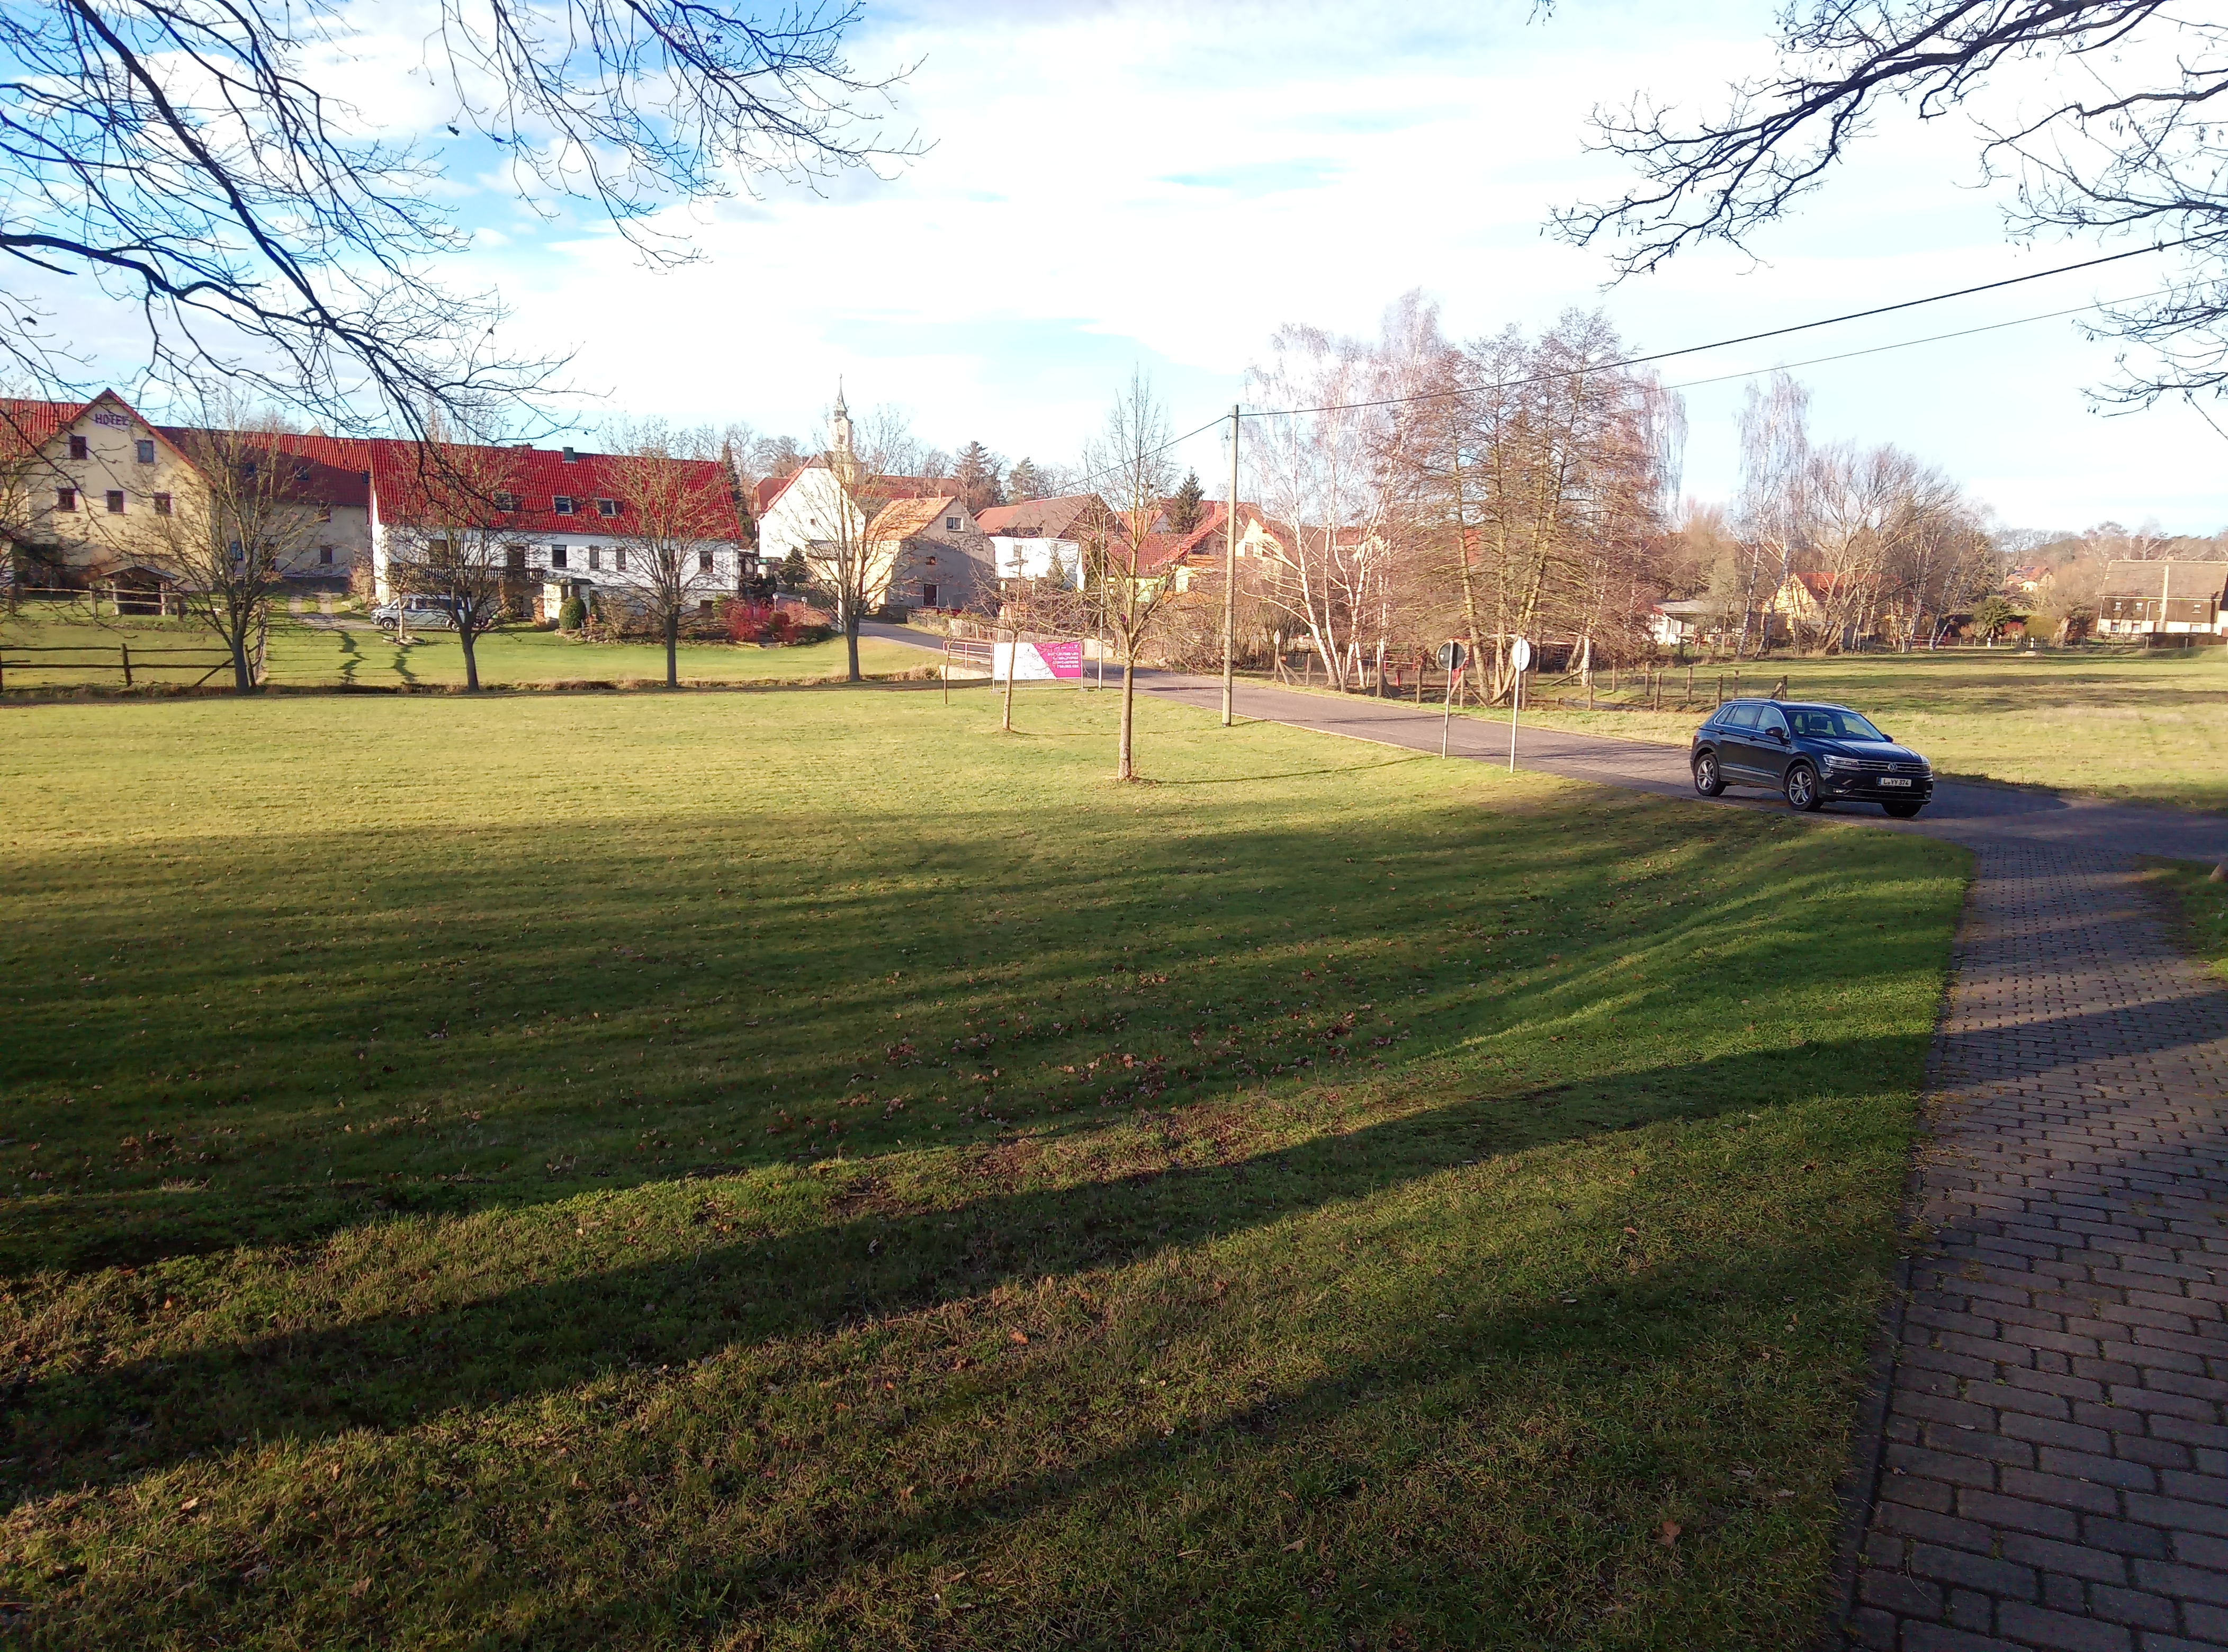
[724, 603, 796, 644]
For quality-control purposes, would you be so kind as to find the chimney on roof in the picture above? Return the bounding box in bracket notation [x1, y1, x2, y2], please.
[562, 445, 577, 463]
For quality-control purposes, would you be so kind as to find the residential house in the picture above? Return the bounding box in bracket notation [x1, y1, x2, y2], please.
[975, 493, 1103, 587]
[864, 496, 994, 612]
[368, 442, 745, 619]
[2, 390, 373, 591]
[754, 389, 950, 569]
[1138, 501, 1290, 594]
[1649, 599, 1723, 650]
[2097, 560, 2228, 641]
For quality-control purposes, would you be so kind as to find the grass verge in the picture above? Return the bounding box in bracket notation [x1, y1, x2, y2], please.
[0, 688, 1967, 1649]
[2144, 858, 2228, 981]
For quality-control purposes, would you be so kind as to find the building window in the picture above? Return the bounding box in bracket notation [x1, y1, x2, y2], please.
[294, 465, 312, 483]
[946, 516, 959, 530]
[551, 545, 568, 570]
[615, 549, 627, 573]
[68, 435, 87, 460]
[494, 491, 517, 511]
[698, 599, 714, 614]
[553, 495, 575, 514]
[922, 581, 938, 607]
[319, 544, 335, 565]
[596, 498, 618, 517]
[54, 487, 76, 511]
[588, 546, 600, 571]
[506, 546, 526, 571]
[152, 492, 171, 516]
[317, 504, 333, 522]
[135, 439, 155, 464]
[105, 490, 125, 514]
[698, 550, 714, 573]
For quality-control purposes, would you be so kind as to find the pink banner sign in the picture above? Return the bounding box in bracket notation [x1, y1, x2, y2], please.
[992, 639, 1085, 682]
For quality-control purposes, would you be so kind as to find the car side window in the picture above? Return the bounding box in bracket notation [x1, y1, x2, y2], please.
[1720, 703, 1758, 730]
[1759, 706, 1789, 737]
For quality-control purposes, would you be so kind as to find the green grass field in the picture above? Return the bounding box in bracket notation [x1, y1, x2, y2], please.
[0, 687, 1966, 1649]
[1436, 648, 2228, 811]
[0, 612, 928, 691]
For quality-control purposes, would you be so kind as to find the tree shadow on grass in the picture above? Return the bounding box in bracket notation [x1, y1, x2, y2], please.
[0, 791, 1957, 1274]
[5, 1029, 1925, 1504]
[44, 1182, 1886, 1651]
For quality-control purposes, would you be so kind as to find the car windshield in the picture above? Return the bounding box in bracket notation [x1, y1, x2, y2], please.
[1787, 707, 1887, 742]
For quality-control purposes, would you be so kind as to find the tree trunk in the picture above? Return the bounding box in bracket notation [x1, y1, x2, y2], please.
[665, 613, 679, 689]
[1117, 654, 1136, 780]
[226, 609, 255, 694]
[1001, 621, 1016, 731]
[845, 610, 861, 683]
[461, 625, 481, 692]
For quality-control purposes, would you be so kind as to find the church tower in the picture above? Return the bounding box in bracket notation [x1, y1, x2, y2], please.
[829, 382, 854, 464]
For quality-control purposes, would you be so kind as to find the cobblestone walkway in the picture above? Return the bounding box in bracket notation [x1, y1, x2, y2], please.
[1845, 844, 2228, 1651]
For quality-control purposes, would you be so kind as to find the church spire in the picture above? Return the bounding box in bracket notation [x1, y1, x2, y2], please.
[829, 379, 854, 461]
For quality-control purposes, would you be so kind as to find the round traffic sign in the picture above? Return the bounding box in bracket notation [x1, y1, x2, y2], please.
[1436, 640, 1467, 670]
[1508, 637, 1534, 673]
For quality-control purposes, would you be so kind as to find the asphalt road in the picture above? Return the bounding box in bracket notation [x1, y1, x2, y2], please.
[1137, 673, 2228, 865]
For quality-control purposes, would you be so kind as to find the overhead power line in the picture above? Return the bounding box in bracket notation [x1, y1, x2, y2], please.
[1067, 240, 2193, 493]
[1246, 236, 2196, 421]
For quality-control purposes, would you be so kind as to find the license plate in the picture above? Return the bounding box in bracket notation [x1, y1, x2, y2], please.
[1878, 777, 1913, 788]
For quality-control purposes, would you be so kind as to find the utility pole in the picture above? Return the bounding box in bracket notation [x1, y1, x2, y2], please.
[1221, 403, 1238, 727]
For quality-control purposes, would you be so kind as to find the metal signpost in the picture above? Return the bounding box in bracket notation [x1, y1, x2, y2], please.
[1436, 640, 1466, 757]
[1506, 636, 1533, 773]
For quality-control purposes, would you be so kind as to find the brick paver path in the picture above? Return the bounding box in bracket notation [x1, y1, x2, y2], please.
[1840, 843, 2228, 1651]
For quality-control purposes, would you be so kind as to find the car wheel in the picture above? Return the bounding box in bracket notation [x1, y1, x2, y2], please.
[1693, 750, 1726, 797]
[1882, 800, 1924, 819]
[1784, 761, 1822, 812]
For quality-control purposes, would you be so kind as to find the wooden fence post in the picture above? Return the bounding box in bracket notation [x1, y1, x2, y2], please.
[121, 643, 132, 688]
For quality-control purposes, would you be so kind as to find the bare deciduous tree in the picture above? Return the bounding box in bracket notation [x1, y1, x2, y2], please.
[138, 414, 321, 690]
[1082, 371, 1180, 781]
[382, 441, 525, 692]
[603, 421, 740, 688]
[1550, 2, 2228, 404]
[0, 2, 915, 432]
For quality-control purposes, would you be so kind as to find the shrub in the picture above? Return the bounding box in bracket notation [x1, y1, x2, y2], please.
[724, 601, 797, 645]
[558, 597, 585, 632]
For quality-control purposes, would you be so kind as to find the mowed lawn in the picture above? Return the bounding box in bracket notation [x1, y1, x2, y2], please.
[1453, 648, 2228, 810]
[0, 688, 1966, 1650]
[0, 613, 928, 691]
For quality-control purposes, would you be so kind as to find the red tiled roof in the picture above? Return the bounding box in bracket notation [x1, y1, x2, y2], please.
[0, 396, 84, 459]
[369, 441, 741, 537]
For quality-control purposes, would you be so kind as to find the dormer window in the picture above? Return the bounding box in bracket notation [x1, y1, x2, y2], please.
[553, 495, 575, 514]
[493, 491, 517, 511]
[596, 498, 618, 517]
[561, 446, 577, 463]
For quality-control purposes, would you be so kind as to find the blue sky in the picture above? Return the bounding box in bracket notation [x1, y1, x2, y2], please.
[56, 0, 2228, 532]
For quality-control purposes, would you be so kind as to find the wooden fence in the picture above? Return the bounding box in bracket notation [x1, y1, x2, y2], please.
[0, 643, 236, 690]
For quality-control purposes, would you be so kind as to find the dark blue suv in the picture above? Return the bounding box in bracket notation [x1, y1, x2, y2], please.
[1690, 699, 1934, 816]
